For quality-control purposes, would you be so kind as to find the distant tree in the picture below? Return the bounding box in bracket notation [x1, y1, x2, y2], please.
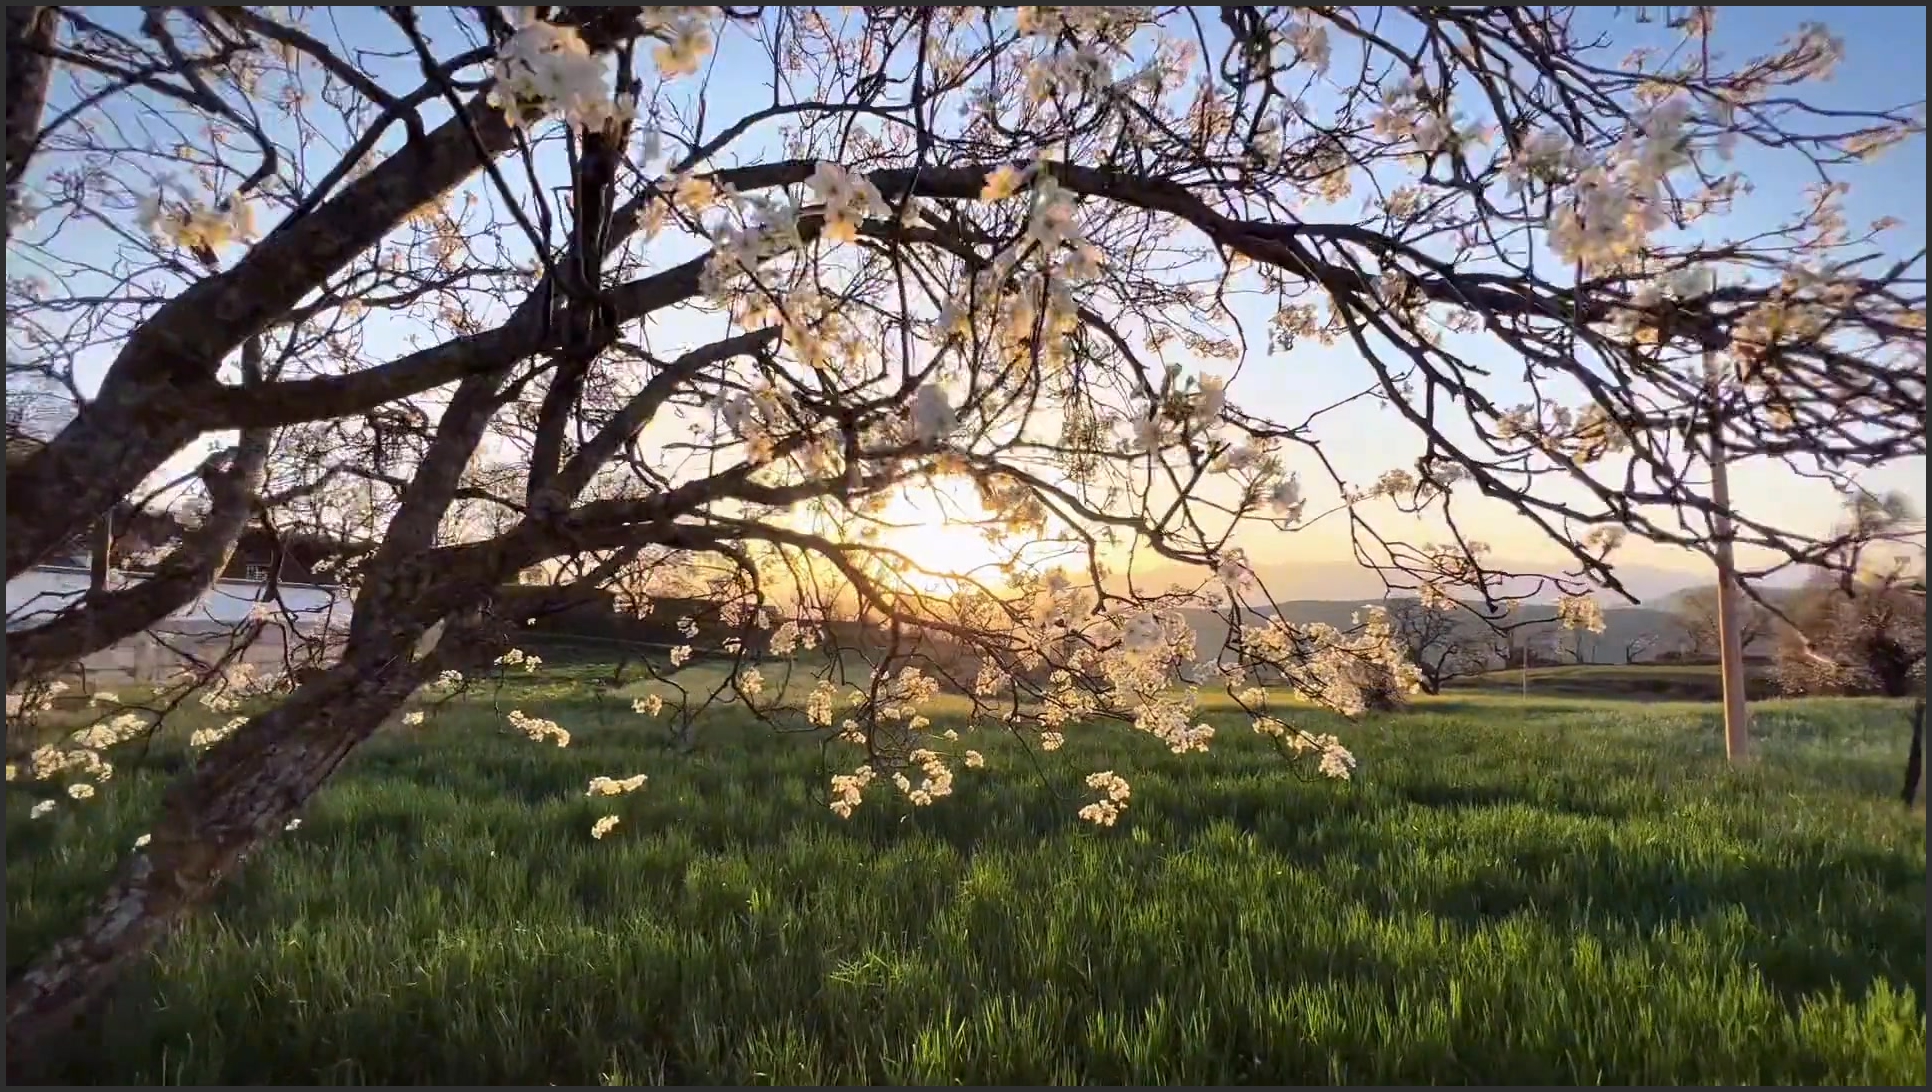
[1622, 632, 1659, 664]
[1774, 565, 1925, 698]
[1383, 596, 1504, 694]
[1774, 492, 1925, 699]
[1558, 625, 1602, 665]
[1673, 586, 1772, 658]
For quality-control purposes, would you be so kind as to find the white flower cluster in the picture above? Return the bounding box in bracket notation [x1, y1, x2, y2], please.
[910, 384, 959, 445]
[874, 665, 943, 725]
[1014, 7, 1151, 40]
[828, 764, 876, 819]
[1371, 75, 1487, 158]
[587, 773, 648, 797]
[137, 188, 258, 258]
[952, 164, 1099, 379]
[806, 679, 838, 726]
[197, 662, 283, 714]
[1281, 16, 1330, 75]
[638, 7, 717, 77]
[1215, 549, 1256, 590]
[712, 383, 804, 463]
[508, 709, 570, 748]
[1131, 697, 1216, 755]
[1078, 770, 1132, 827]
[488, 16, 632, 133]
[1555, 594, 1607, 635]
[1581, 527, 1628, 556]
[768, 621, 806, 657]
[68, 710, 149, 751]
[632, 693, 665, 717]
[1509, 96, 1702, 275]
[1254, 718, 1359, 781]
[495, 648, 543, 673]
[973, 662, 1011, 698]
[892, 749, 956, 807]
[189, 716, 251, 751]
[806, 161, 889, 245]
[9, 678, 69, 718]
[738, 667, 766, 701]
[1730, 296, 1832, 367]
[17, 743, 110, 787]
[13, 705, 155, 819]
[1238, 608, 1422, 718]
[822, 666, 957, 789]
[1505, 130, 1583, 196]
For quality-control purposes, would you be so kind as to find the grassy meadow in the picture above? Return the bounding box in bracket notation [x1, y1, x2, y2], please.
[4, 663, 1926, 1085]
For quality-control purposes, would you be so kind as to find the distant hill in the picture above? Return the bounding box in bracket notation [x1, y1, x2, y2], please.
[1178, 596, 1772, 666]
[1132, 556, 1811, 609]
[1128, 552, 1831, 603]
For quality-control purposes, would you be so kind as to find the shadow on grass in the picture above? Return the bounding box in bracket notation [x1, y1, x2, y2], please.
[1415, 842, 1925, 1009]
[1416, 697, 1681, 719]
[1390, 779, 1644, 821]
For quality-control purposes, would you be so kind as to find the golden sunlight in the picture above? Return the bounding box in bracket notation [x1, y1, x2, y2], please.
[866, 477, 1026, 596]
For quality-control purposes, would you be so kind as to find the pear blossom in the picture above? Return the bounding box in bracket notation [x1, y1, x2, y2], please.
[488, 18, 628, 132]
[1284, 17, 1331, 74]
[807, 162, 888, 244]
[911, 384, 959, 443]
[1268, 474, 1305, 522]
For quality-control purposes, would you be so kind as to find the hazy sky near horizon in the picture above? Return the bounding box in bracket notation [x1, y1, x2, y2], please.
[8, 6, 1926, 585]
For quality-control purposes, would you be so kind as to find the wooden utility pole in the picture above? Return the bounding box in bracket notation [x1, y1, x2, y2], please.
[1704, 348, 1752, 763]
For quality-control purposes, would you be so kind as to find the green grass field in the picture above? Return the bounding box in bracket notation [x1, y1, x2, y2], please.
[5, 671, 1926, 1085]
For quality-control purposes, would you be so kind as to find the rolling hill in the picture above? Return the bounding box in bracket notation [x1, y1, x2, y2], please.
[1178, 597, 1762, 667]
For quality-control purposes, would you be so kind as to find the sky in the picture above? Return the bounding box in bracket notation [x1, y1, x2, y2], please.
[7, 6, 1926, 599]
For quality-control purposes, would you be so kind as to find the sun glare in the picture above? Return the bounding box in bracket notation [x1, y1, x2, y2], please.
[868, 478, 1024, 595]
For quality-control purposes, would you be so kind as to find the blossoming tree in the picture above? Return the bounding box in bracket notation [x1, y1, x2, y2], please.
[3, 5, 1924, 1057]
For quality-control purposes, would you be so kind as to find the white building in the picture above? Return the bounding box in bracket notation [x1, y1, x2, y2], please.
[7, 564, 352, 685]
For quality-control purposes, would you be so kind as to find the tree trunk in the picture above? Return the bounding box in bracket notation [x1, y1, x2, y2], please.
[87, 512, 111, 596]
[4, 6, 57, 237]
[3, 646, 423, 1073]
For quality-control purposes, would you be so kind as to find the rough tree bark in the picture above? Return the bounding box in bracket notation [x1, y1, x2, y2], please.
[4, 6, 58, 238]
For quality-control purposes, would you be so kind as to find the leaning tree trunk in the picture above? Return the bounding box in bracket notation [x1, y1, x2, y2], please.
[2, 645, 426, 1072]
[4, 6, 57, 239]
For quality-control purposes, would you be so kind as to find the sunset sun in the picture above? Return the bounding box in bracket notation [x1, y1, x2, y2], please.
[866, 477, 1027, 595]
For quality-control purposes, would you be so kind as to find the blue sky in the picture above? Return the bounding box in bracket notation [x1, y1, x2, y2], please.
[8, 6, 1925, 584]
